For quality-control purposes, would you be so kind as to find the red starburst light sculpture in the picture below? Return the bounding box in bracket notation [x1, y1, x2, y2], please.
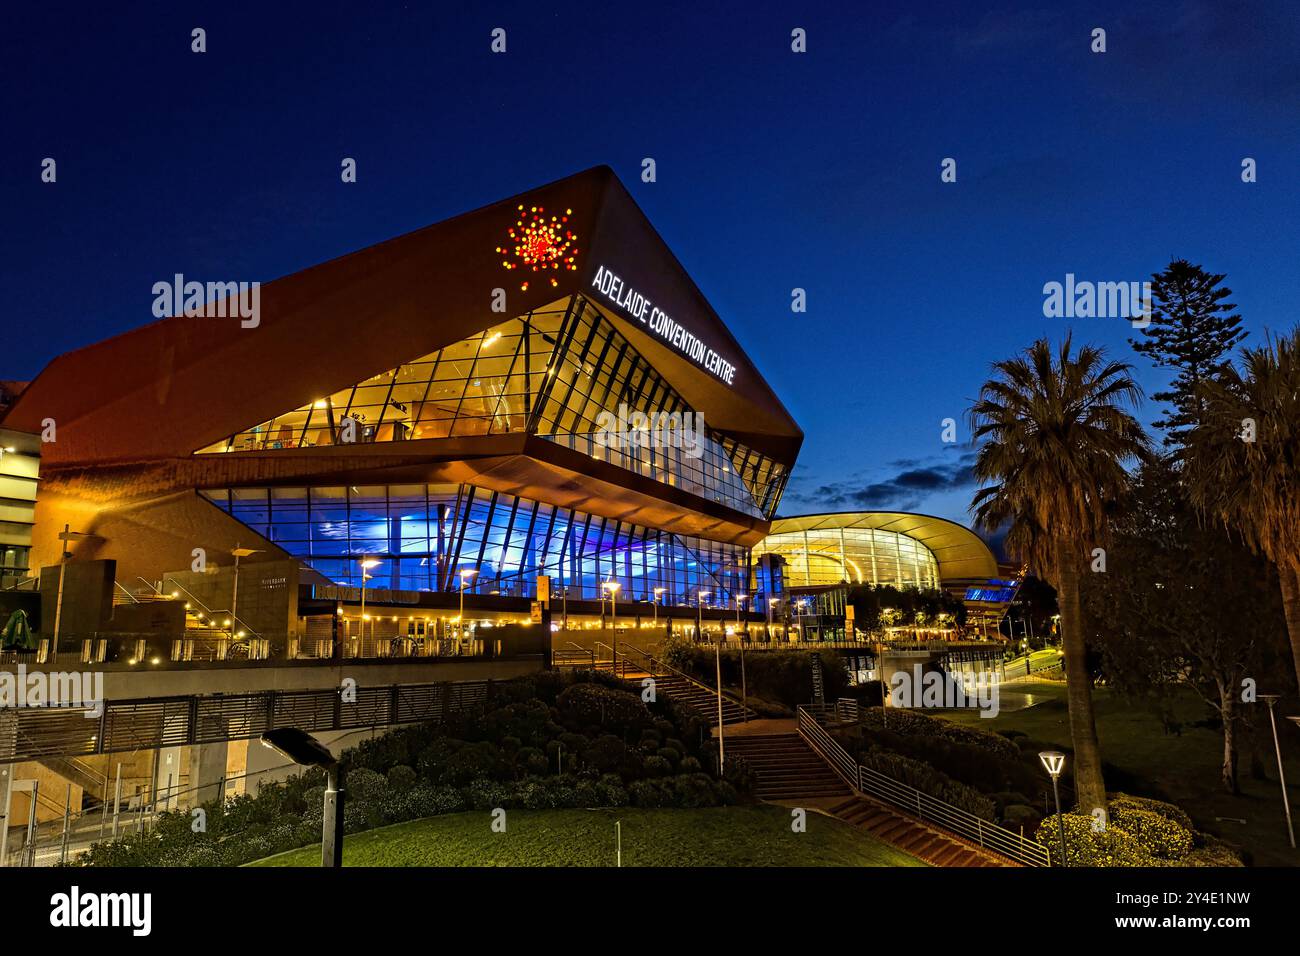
[496, 205, 579, 291]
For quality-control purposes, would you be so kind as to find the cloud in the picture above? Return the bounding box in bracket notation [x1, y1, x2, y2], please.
[782, 450, 979, 514]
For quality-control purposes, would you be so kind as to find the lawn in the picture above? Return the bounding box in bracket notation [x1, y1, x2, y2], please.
[943, 681, 1300, 866]
[248, 805, 927, 867]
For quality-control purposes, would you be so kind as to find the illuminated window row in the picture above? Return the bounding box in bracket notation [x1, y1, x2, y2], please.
[754, 528, 941, 590]
[202, 483, 750, 607]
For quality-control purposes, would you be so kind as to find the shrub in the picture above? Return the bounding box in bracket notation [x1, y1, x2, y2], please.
[859, 748, 996, 820]
[1177, 836, 1244, 867]
[1106, 805, 1193, 859]
[1036, 813, 1154, 867]
[1107, 793, 1193, 832]
[628, 779, 666, 807]
[643, 755, 671, 778]
[386, 765, 417, 792]
[595, 773, 629, 807]
[557, 683, 650, 730]
[441, 741, 508, 785]
[584, 735, 626, 773]
[464, 777, 512, 811]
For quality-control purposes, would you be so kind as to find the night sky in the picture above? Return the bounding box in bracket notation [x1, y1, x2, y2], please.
[3, 1, 1297, 531]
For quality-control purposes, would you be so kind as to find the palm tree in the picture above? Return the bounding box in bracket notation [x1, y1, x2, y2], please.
[969, 336, 1150, 814]
[1184, 327, 1300, 690]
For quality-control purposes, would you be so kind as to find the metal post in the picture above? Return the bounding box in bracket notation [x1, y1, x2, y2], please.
[322, 764, 345, 867]
[739, 637, 748, 723]
[0, 766, 11, 867]
[715, 638, 725, 771]
[1265, 698, 1296, 848]
[23, 780, 38, 866]
[1051, 776, 1068, 867]
[111, 763, 122, 838]
[52, 524, 72, 660]
[59, 783, 71, 865]
[615, 820, 622, 868]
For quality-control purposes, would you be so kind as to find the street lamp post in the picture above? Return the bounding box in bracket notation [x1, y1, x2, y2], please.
[603, 581, 621, 675]
[697, 590, 709, 643]
[1039, 751, 1068, 866]
[458, 569, 478, 643]
[1260, 694, 1295, 849]
[652, 587, 666, 628]
[735, 595, 748, 722]
[766, 597, 777, 642]
[260, 729, 344, 867]
[357, 558, 379, 650]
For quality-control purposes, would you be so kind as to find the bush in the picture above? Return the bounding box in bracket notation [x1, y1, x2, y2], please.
[557, 683, 650, 730]
[859, 748, 996, 820]
[73, 670, 733, 868]
[1107, 805, 1193, 859]
[386, 765, 417, 792]
[1036, 813, 1154, 867]
[1107, 793, 1193, 831]
[643, 755, 672, 778]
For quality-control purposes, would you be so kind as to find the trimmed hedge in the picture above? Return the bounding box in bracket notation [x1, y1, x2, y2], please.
[1035, 793, 1242, 867]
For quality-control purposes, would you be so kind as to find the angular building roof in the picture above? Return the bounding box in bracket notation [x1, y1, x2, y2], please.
[3, 165, 801, 468]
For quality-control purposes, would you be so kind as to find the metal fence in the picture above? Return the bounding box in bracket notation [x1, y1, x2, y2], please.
[0, 679, 494, 765]
[797, 706, 1051, 867]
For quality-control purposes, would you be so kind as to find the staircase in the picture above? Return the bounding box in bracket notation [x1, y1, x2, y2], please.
[725, 734, 850, 799]
[649, 671, 754, 725]
[826, 795, 1014, 867]
[595, 651, 756, 726]
[35, 756, 109, 804]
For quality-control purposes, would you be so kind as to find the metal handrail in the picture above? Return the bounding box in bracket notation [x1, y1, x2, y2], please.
[796, 706, 1051, 867]
[154, 577, 262, 642]
[617, 644, 754, 716]
[112, 582, 141, 605]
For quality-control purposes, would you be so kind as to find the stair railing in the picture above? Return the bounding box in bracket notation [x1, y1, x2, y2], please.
[617, 644, 754, 718]
[796, 706, 1052, 867]
[150, 577, 262, 643]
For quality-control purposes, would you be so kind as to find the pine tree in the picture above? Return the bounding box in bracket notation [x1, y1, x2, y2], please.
[1130, 259, 1246, 448]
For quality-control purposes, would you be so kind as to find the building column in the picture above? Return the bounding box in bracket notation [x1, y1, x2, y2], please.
[188, 740, 228, 807]
[154, 746, 183, 812]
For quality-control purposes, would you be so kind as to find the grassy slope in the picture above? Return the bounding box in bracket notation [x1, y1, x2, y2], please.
[249, 805, 926, 868]
[943, 681, 1300, 866]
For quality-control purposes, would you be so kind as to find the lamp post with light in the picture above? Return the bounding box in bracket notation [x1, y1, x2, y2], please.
[357, 557, 379, 649]
[458, 568, 478, 643]
[696, 590, 709, 644]
[652, 587, 666, 626]
[603, 581, 621, 675]
[260, 729, 344, 867]
[1039, 750, 1068, 866]
[735, 594, 749, 722]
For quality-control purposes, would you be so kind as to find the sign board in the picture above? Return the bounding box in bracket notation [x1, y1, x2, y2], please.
[530, 602, 543, 623]
[809, 652, 825, 706]
[845, 604, 855, 639]
[590, 265, 737, 385]
[536, 575, 550, 608]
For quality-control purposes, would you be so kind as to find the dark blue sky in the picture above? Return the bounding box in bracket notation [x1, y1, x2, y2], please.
[3, 1, 1297, 527]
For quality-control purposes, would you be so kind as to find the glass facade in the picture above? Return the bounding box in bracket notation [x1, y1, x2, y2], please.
[202, 483, 749, 606]
[753, 526, 940, 590]
[196, 295, 788, 520]
[0, 545, 30, 589]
